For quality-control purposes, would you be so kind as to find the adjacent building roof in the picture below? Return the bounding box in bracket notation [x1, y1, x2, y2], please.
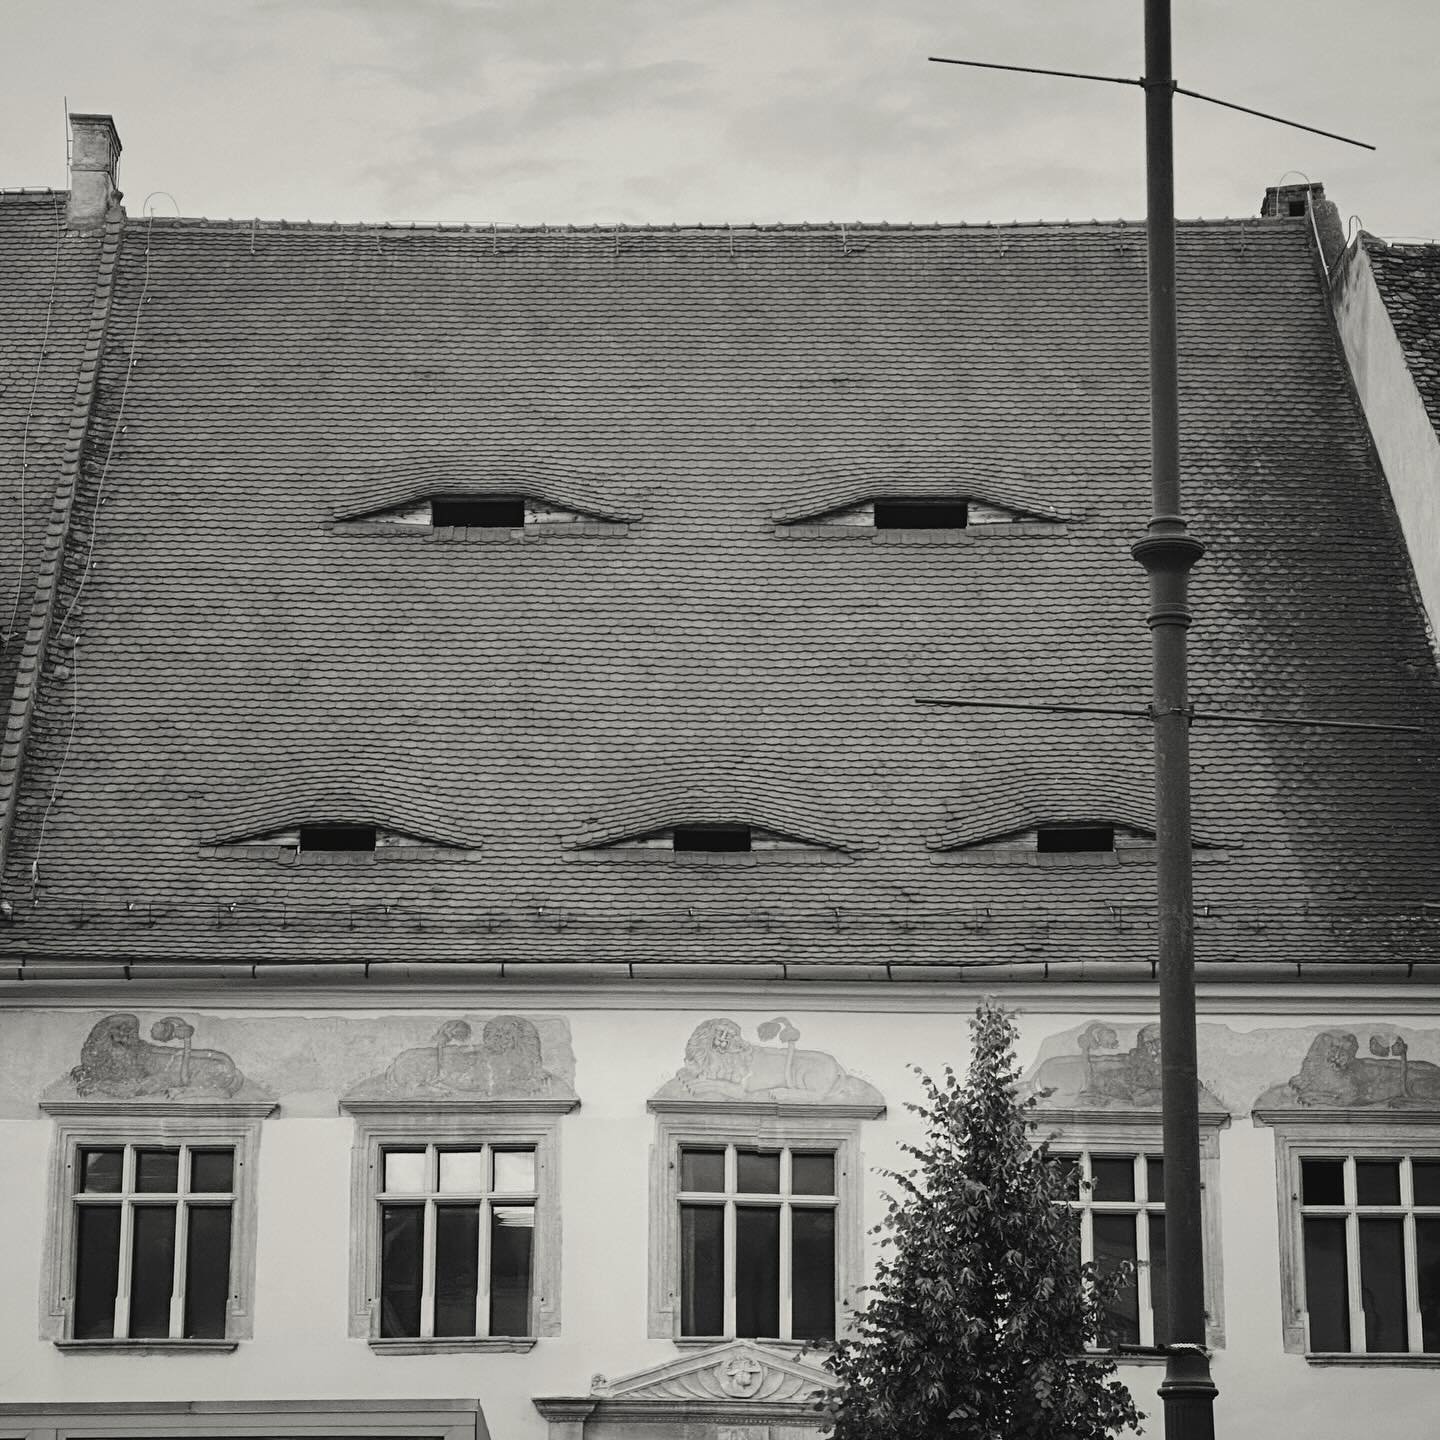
[1364, 235, 1440, 433]
[2, 194, 1439, 973]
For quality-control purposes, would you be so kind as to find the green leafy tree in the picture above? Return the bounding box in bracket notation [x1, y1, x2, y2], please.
[822, 1001, 1143, 1439]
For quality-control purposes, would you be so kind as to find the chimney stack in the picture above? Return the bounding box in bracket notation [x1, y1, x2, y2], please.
[1260, 179, 1345, 271]
[67, 114, 123, 232]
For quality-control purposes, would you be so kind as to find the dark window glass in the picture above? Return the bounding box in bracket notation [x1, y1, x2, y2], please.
[190, 1150, 234, 1194]
[129, 1206, 177, 1339]
[1093, 1213, 1140, 1346]
[1356, 1160, 1402, 1207]
[680, 1204, 724, 1335]
[680, 1149, 725, 1192]
[299, 824, 376, 852]
[183, 1206, 233, 1339]
[1414, 1160, 1440, 1208]
[735, 1206, 780, 1338]
[1359, 1218, 1408, 1352]
[1148, 1212, 1170, 1345]
[79, 1149, 123, 1193]
[431, 497, 525, 528]
[135, 1149, 180, 1193]
[1303, 1216, 1350, 1351]
[873, 499, 968, 529]
[1091, 1156, 1136, 1203]
[379, 1204, 423, 1338]
[433, 1205, 479, 1338]
[1417, 1218, 1440, 1353]
[1301, 1158, 1346, 1207]
[1146, 1156, 1165, 1203]
[792, 1153, 836, 1196]
[1037, 825, 1115, 853]
[1052, 1152, 1082, 1201]
[673, 826, 751, 852]
[737, 1150, 780, 1194]
[792, 1208, 836, 1341]
[489, 1205, 534, 1337]
[73, 1204, 121, 1339]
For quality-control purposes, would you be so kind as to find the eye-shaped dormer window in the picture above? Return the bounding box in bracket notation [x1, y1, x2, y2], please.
[772, 479, 1065, 535]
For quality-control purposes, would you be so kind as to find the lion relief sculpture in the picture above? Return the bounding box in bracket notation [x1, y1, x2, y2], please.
[654, 1018, 883, 1106]
[1256, 1030, 1440, 1110]
[66, 1014, 245, 1099]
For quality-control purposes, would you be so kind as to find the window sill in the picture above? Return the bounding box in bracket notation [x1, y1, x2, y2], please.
[368, 1337, 538, 1355]
[1304, 1352, 1440, 1367]
[55, 1339, 239, 1355]
[671, 1336, 823, 1352]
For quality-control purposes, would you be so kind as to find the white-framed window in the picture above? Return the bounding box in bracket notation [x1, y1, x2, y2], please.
[40, 1104, 272, 1350]
[1038, 1114, 1226, 1351]
[1054, 1147, 1169, 1348]
[1264, 1123, 1440, 1356]
[343, 1104, 571, 1352]
[649, 1112, 866, 1344]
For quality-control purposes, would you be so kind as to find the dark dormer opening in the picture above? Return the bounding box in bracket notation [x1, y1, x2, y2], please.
[431, 497, 525, 528]
[299, 824, 377, 852]
[673, 825, 752, 853]
[873, 499, 969, 530]
[1037, 824, 1115, 853]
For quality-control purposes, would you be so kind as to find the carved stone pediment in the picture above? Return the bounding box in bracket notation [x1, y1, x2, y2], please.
[535, 1340, 834, 1436]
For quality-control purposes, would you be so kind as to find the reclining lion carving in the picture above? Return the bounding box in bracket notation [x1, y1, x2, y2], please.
[70, 1014, 244, 1099]
[1257, 1030, 1440, 1110]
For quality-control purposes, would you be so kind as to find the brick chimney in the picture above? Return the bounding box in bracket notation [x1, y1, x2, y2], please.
[67, 114, 123, 232]
[1260, 179, 1345, 271]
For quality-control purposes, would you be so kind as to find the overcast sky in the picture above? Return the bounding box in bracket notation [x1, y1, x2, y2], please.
[5, 0, 1438, 239]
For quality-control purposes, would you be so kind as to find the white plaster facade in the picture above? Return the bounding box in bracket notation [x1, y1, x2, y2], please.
[3, 980, 1439, 1440]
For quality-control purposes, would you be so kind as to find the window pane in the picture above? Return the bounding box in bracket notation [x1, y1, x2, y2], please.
[1417, 1218, 1440, 1353]
[791, 1153, 836, 1197]
[189, 1150, 234, 1194]
[1147, 1212, 1171, 1345]
[79, 1148, 123, 1194]
[183, 1206, 232, 1339]
[1301, 1158, 1345, 1206]
[1145, 1157, 1165, 1205]
[1303, 1216, 1350, 1352]
[737, 1150, 780, 1195]
[1356, 1160, 1401, 1207]
[492, 1150, 536, 1195]
[680, 1204, 724, 1336]
[73, 1204, 121, 1339]
[379, 1204, 423, 1338]
[735, 1207, 780, 1338]
[434, 1205, 480, 1338]
[1091, 1156, 1136, 1203]
[792, 1208, 836, 1341]
[1052, 1152, 1082, 1201]
[489, 1206, 534, 1337]
[438, 1150, 485, 1194]
[1359, 1218, 1408, 1352]
[383, 1149, 428, 1194]
[680, 1149, 725, 1193]
[135, 1149, 180, 1194]
[129, 1205, 177, 1339]
[1412, 1160, 1440, 1208]
[1093, 1213, 1140, 1346]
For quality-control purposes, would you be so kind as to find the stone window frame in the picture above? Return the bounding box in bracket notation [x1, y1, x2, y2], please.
[39, 1100, 275, 1352]
[646, 1105, 873, 1346]
[1036, 1109, 1228, 1352]
[1258, 1109, 1440, 1362]
[341, 1099, 575, 1353]
[0, 1399, 488, 1440]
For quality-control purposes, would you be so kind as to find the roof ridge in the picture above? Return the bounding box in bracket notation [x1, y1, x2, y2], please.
[0, 214, 124, 897]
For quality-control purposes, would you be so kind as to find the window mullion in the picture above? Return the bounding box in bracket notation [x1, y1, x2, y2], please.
[419, 1145, 438, 1339]
[169, 1145, 191, 1339]
[779, 1199, 793, 1342]
[723, 1146, 737, 1338]
[115, 1147, 136, 1340]
[1402, 1159, 1422, 1353]
[1344, 1158, 1364, 1354]
[478, 1194, 493, 1339]
[1136, 1204, 1154, 1349]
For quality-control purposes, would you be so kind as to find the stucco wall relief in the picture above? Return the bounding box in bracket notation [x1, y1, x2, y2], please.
[650, 1018, 883, 1111]
[1254, 1027, 1440, 1112]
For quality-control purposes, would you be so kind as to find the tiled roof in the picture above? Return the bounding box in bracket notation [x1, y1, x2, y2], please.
[2, 211, 1440, 971]
[1364, 235, 1440, 434]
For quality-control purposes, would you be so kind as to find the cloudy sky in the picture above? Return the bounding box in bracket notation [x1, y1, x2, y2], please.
[4, 0, 1438, 238]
